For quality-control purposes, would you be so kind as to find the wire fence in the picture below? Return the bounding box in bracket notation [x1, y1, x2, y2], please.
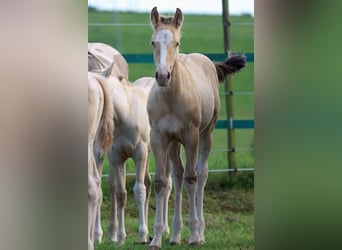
[102, 167, 254, 178]
[88, 22, 254, 27]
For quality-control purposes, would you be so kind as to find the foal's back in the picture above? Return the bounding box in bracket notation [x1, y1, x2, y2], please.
[179, 53, 219, 88]
[179, 52, 219, 98]
[111, 79, 150, 152]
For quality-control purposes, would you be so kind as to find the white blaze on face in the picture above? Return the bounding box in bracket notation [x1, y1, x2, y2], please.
[154, 30, 173, 76]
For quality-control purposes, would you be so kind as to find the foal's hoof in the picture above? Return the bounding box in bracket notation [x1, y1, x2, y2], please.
[149, 246, 161, 250]
[134, 241, 148, 245]
[189, 241, 201, 247]
[169, 241, 180, 245]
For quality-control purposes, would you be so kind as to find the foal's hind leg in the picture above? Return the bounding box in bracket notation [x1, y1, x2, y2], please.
[144, 156, 152, 236]
[93, 144, 105, 243]
[133, 142, 149, 243]
[196, 120, 216, 244]
[107, 150, 127, 244]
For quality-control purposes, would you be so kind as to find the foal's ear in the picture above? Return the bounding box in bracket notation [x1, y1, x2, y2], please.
[150, 6, 159, 28]
[173, 8, 183, 28]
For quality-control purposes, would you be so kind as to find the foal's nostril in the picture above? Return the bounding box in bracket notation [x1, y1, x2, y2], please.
[167, 72, 170, 79]
[155, 72, 158, 79]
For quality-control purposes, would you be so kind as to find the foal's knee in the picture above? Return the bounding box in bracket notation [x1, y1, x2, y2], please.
[88, 181, 100, 205]
[154, 177, 168, 194]
[184, 175, 198, 193]
[144, 173, 151, 192]
[134, 182, 147, 202]
[116, 190, 127, 208]
[184, 175, 197, 185]
[197, 171, 208, 186]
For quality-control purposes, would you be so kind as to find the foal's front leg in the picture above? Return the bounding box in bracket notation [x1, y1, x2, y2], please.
[163, 156, 172, 235]
[107, 151, 127, 245]
[133, 142, 149, 243]
[149, 130, 170, 250]
[196, 127, 213, 244]
[183, 129, 201, 246]
[168, 141, 184, 245]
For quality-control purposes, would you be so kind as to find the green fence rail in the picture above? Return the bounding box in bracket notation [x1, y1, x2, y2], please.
[216, 119, 254, 129]
[123, 52, 254, 63]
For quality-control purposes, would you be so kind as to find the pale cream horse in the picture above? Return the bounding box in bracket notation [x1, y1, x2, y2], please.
[88, 66, 115, 250]
[88, 42, 129, 79]
[88, 45, 153, 245]
[89, 43, 129, 243]
[147, 7, 246, 249]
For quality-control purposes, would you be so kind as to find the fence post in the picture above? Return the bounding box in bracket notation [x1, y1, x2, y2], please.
[222, 0, 236, 173]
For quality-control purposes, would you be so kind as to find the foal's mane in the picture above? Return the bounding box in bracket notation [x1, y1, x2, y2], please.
[160, 16, 174, 25]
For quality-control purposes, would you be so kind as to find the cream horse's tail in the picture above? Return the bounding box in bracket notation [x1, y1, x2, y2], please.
[214, 54, 246, 82]
[94, 61, 115, 154]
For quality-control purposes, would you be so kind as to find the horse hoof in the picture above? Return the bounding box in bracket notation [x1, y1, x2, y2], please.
[109, 236, 117, 243]
[133, 241, 148, 245]
[189, 241, 201, 247]
[169, 241, 180, 245]
[149, 246, 161, 250]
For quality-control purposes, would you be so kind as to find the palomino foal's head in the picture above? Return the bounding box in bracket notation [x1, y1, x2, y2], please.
[150, 7, 183, 86]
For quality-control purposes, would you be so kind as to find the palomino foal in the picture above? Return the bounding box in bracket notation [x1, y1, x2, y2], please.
[88, 67, 114, 250]
[89, 48, 153, 244]
[148, 7, 246, 249]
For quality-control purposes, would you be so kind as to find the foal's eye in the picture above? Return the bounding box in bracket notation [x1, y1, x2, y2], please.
[151, 41, 155, 47]
[175, 42, 180, 47]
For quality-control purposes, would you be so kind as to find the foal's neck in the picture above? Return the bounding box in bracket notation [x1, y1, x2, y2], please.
[170, 54, 181, 92]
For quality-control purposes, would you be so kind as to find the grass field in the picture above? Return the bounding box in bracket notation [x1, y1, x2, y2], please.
[95, 176, 254, 250]
[89, 8, 254, 249]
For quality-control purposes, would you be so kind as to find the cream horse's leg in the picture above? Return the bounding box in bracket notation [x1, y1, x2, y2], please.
[133, 142, 149, 243]
[163, 156, 172, 235]
[144, 158, 152, 236]
[183, 129, 201, 246]
[107, 151, 127, 244]
[196, 123, 215, 244]
[168, 142, 184, 245]
[93, 147, 105, 243]
[149, 130, 170, 249]
[88, 147, 101, 250]
[88, 175, 97, 250]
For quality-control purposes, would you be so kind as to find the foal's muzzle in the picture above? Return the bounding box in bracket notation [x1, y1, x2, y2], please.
[155, 71, 171, 86]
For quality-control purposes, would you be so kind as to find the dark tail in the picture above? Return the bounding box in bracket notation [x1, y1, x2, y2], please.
[215, 54, 246, 82]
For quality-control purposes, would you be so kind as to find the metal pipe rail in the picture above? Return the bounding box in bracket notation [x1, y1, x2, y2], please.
[102, 167, 254, 178]
[88, 22, 254, 27]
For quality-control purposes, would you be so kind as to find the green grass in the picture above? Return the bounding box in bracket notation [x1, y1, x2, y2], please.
[89, 10, 254, 249]
[96, 176, 254, 250]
